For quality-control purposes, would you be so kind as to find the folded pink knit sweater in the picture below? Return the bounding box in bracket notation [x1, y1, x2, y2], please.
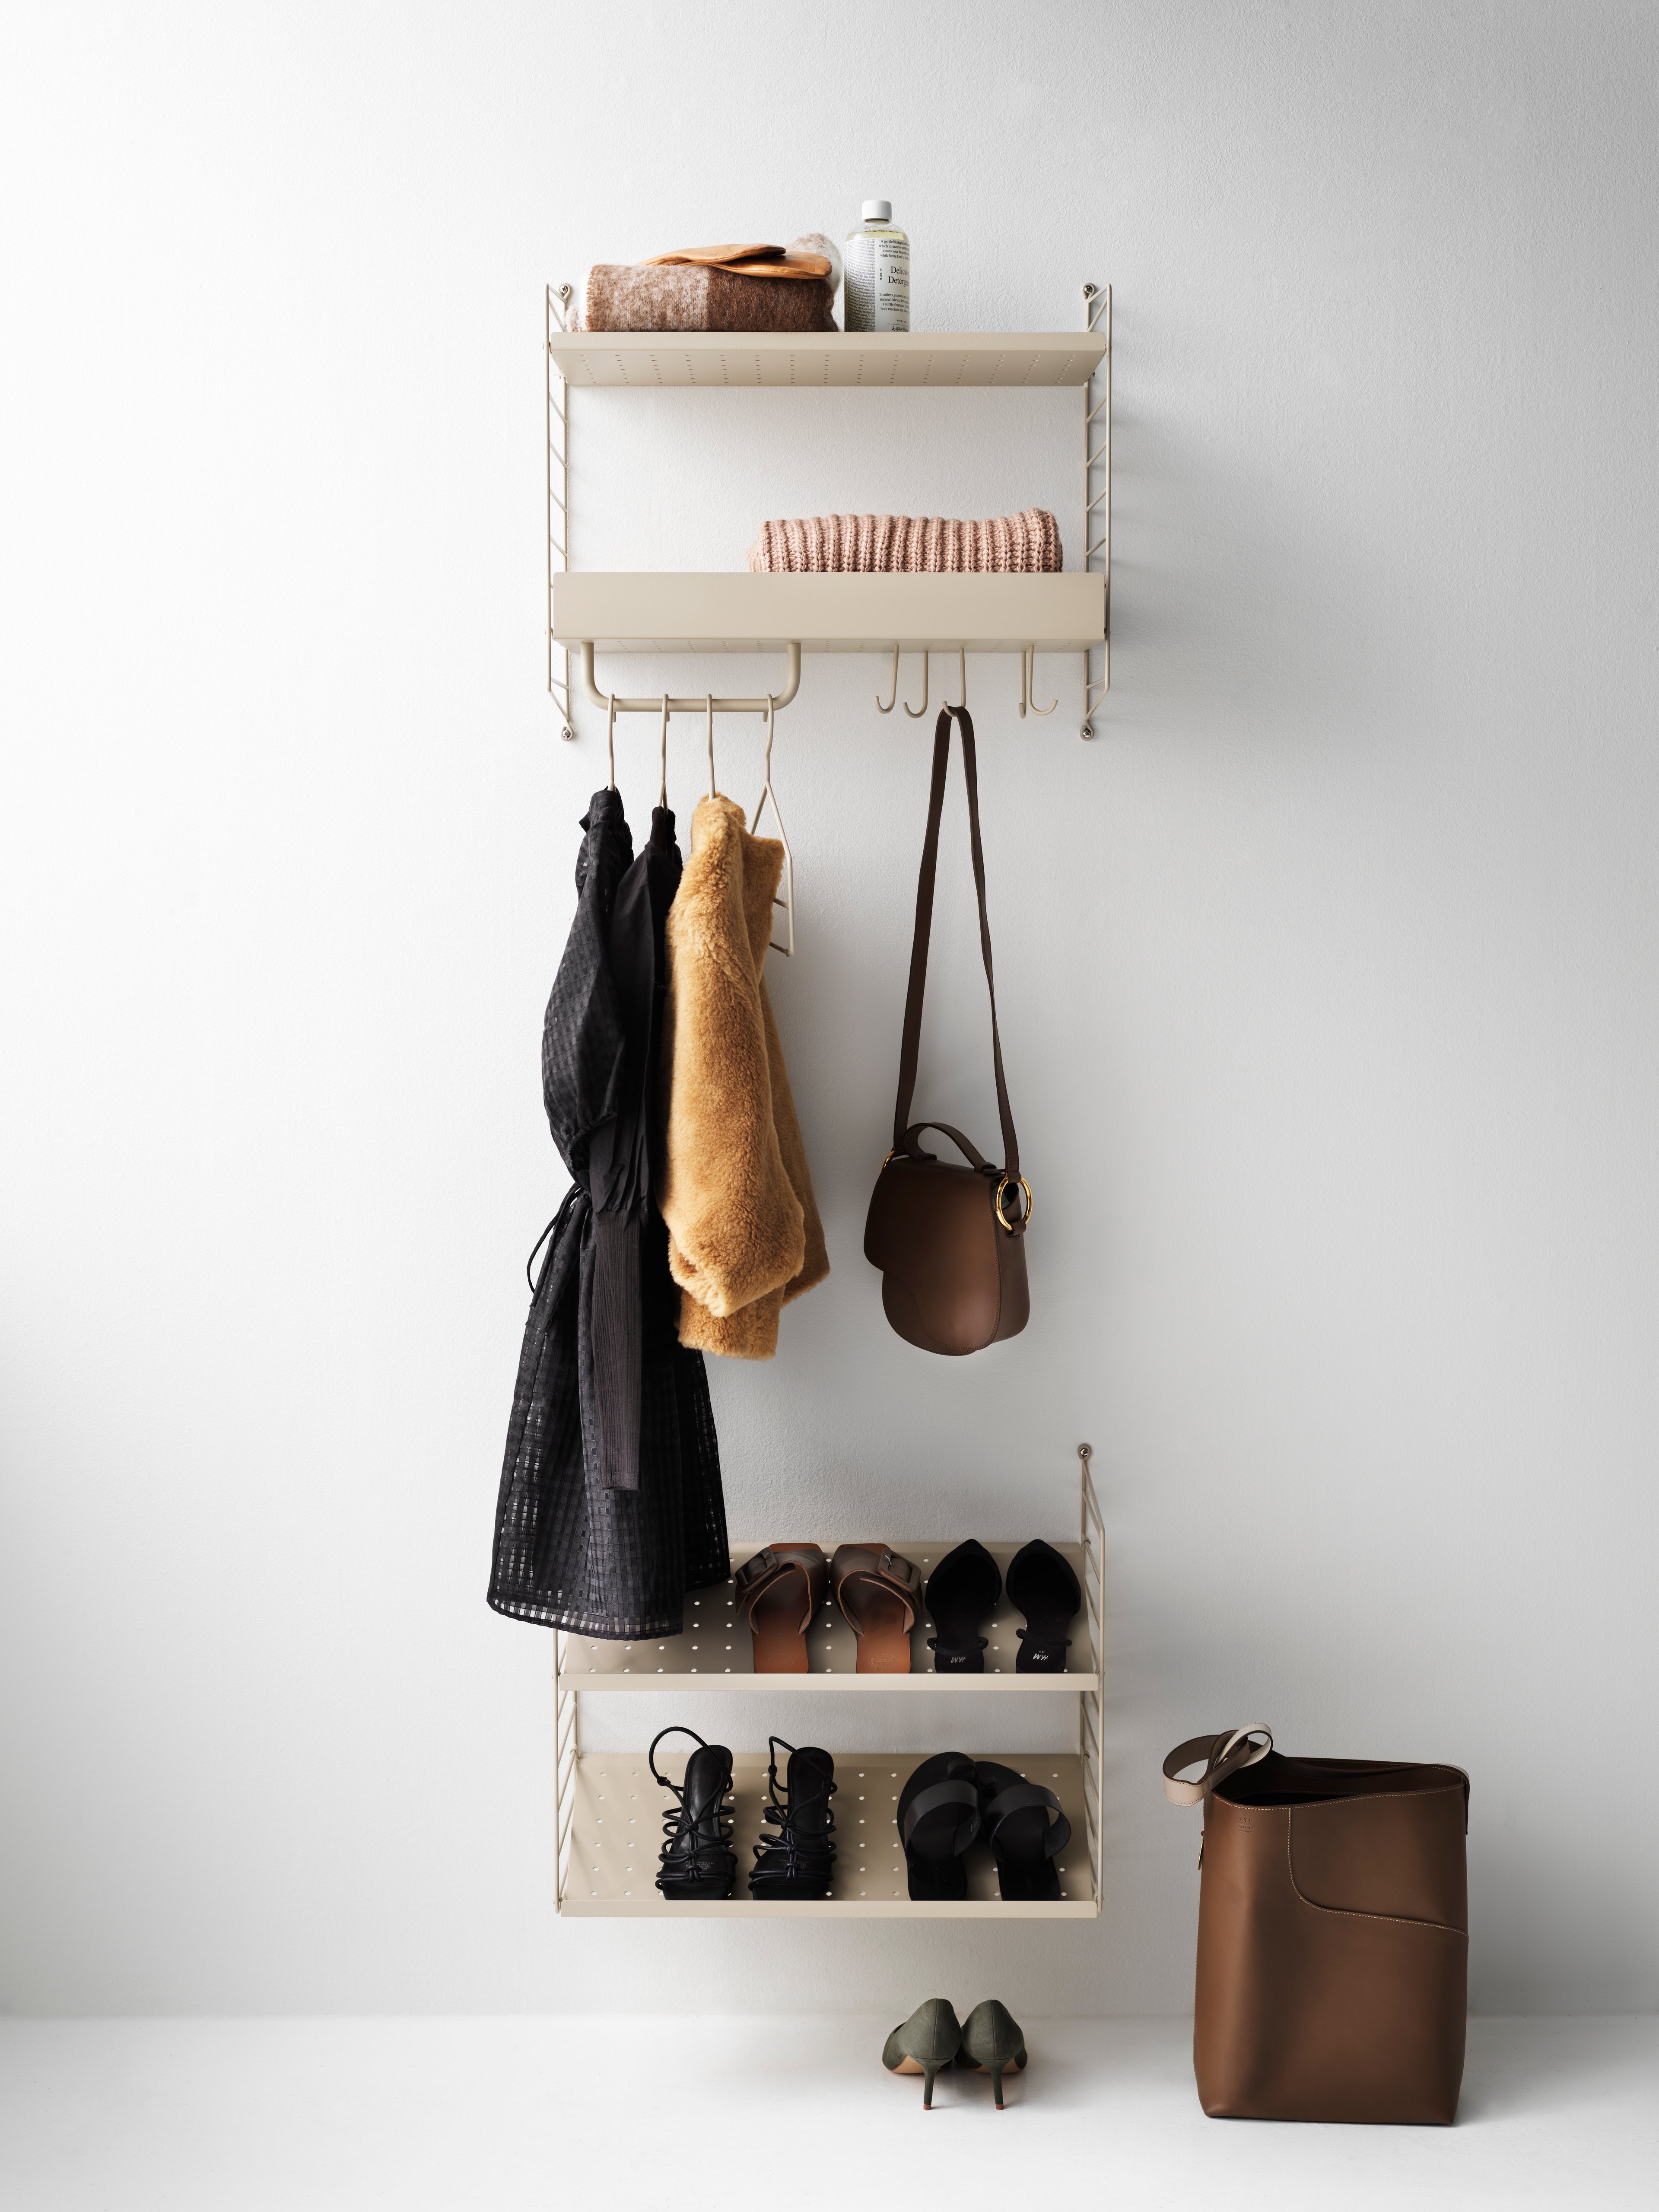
[748, 509, 1062, 575]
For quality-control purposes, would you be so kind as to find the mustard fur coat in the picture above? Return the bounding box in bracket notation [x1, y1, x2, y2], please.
[660, 795, 828, 1359]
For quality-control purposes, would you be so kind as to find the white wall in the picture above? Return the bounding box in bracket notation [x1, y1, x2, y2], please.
[2, 0, 1656, 2018]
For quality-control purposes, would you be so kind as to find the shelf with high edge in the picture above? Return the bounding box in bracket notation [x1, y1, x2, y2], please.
[551, 571, 1104, 656]
[546, 328, 1105, 390]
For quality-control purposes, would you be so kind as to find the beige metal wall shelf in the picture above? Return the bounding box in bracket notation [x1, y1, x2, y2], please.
[551, 1448, 1107, 1920]
[545, 281, 1111, 738]
[559, 1540, 1097, 1692]
[547, 328, 1105, 390]
[552, 571, 1105, 657]
[560, 1751, 1095, 1918]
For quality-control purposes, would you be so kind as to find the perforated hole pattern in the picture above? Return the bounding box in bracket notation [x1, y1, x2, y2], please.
[565, 1543, 1092, 1680]
[568, 1751, 1091, 1909]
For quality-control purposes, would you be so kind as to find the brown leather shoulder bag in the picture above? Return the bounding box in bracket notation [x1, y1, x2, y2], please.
[864, 704, 1030, 1355]
[1164, 1727, 1471, 2124]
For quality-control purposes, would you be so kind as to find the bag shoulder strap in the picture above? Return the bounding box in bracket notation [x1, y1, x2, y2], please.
[892, 705, 1019, 1179]
[1162, 1727, 1274, 1806]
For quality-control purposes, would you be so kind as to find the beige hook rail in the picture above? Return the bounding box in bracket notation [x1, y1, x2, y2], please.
[579, 639, 801, 716]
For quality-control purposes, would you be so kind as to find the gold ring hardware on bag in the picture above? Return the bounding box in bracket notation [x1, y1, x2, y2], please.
[995, 1174, 1033, 1235]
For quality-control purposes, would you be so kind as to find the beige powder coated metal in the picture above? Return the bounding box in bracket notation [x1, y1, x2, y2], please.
[547, 330, 1106, 390]
[544, 285, 1111, 735]
[562, 1751, 1095, 1918]
[553, 571, 1105, 656]
[550, 1451, 1109, 1921]
[559, 1540, 1097, 1693]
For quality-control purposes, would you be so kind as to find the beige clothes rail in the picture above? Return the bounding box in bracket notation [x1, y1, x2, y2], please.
[545, 284, 1112, 740]
[549, 1445, 1107, 1920]
[577, 638, 802, 716]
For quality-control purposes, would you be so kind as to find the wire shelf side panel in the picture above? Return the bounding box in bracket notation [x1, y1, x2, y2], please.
[547, 283, 575, 740]
[1079, 283, 1111, 739]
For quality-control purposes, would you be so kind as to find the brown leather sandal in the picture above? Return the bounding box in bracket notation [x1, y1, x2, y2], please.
[734, 1545, 828, 1673]
[829, 1544, 922, 1673]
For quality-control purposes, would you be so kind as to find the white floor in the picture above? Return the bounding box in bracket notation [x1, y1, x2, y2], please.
[0, 2015, 1653, 2210]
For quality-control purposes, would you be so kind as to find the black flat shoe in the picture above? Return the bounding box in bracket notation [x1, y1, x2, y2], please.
[975, 1760, 1071, 1901]
[1005, 1539, 1081, 1674]
[924, 1539, 1002, 1673]
[896, 1752, 981, 1900]
[748, 1737, 837, 1900]
[649, 1726, 737, 1900]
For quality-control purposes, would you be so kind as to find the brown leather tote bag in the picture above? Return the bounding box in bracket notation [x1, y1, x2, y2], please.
[1163, 1728, 1470, 2125]
[864, 705, 1030, 1356]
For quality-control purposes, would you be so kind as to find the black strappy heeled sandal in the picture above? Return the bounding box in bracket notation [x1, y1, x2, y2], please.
[896, 1752, 982, 1900]
[649, 1726, 737, 1901]
[924, 1539, 1002, 1674]
[748, 1737, 838, 1900]
[975, 1760, 1072, 1902]
[1005, 1539, 1081, 1674]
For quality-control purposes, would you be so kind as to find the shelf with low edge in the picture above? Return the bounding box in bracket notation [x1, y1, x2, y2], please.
[558, 1541, 1096, 1692]
[560, 1750, 1094, 1918]
[552, 571, 1104, 655]
[547, 329, 1106, 391]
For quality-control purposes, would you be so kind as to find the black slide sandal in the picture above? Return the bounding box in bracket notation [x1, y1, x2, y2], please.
[924, 1540, 1002, 1673]
[896, 1752, 982, 1900]
[1005, 1539, 1081, 1674]
[975, 1760, 1072, 1901]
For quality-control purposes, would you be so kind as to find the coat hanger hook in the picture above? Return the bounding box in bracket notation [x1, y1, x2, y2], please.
[705, 692, 716, 799]
[607, 692, 618, 789]
[902, 650, 930, 718]
[876, 643, 899, 715]
[658, 694, 671, 807]
[947, 646, 966, 711]
[1026, 646, 1057, 716]
[752, 694, 795, 957]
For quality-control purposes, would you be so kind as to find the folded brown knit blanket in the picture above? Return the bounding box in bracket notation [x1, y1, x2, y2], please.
[581, 263, 837, 334]
[748, 509, 1062, 574]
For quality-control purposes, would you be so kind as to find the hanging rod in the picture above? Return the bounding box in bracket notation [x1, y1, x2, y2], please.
[579, 640, 801, 715]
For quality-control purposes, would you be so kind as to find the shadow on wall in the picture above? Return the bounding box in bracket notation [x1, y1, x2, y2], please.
[1107, 304, 1419, 744]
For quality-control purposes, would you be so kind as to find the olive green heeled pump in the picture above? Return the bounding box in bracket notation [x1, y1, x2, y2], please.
[957, 1999, 1028, 2109]
[881, 1998, 963, 2109]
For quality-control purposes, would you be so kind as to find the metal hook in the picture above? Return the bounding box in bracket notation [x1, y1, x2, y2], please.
[705, 693, 716, 799]
[876, 644, 899, 715]
[751, 694, 795, 957]
[658, 694, 670, 807]
[607, 693, 618, 789]
[1026, 647, 1057, 716]
[946, 646, 966, 711]
[902, 651, 931, 718]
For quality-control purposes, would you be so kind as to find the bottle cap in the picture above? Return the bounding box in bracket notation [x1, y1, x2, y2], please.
[861, 199, 892, 223]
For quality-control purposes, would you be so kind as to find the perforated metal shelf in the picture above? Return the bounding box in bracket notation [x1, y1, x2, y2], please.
[557, 1541, 1097, 1693]
[559, 1749, 1095, 1918]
